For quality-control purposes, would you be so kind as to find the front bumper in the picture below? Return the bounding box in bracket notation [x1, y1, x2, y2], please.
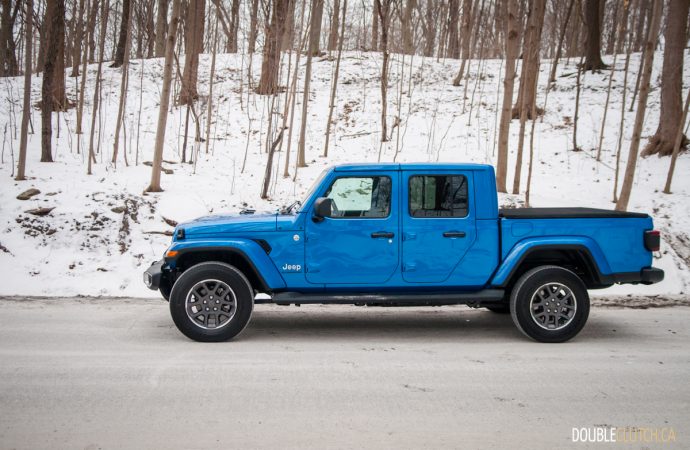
[143, 260, 165, 290]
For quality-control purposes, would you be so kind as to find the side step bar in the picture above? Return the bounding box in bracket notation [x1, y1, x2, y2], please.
[269, 289, 505, 307]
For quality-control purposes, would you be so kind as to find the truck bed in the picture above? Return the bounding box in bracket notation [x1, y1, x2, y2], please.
[499, 207, 649, 219]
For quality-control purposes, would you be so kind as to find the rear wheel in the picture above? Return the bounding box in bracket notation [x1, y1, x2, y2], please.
[169, 262, 254, 342]
[509, 265, 589, 343]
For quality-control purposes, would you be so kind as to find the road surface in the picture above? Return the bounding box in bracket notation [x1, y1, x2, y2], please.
[0, 297, 688, 449]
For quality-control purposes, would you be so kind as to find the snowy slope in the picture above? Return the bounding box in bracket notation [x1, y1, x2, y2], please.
[0, 50, 688, 297]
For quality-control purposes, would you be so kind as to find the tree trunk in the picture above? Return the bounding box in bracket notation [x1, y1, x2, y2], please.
[376, 0, 391, 142]
[495, 0, 518, 193]
[111, 0, 133, 166]
[147, 0, 181, 192]
[548, 0, 575, 82]
[663, 86, 690, 193]
[583, 0, 606, 70]
[512, 0, 546, 193]
[422, 0, 436, 57]
[0, 0, 19, 76]
[296, 0, 326, 169]
[371, 0, 379, 51]
[205, 12, 218, 155]
[154, 0, 168, 57]
[327, 0, 340, 52]
[323, 0, 347, 157]
[446, 0, 459, 58]
[400, 0, 415, 55]
[308, 0, 324, 55]
[69, 0, 86, 76]
[452, 0, 473, 85]
[248, 0, 260, 53]
[41, 0, 67, 163]
[256, 0, 289, 94]
[179, 0, 205, 104]
[615, 0, 662, 211]
[512, 0, 546, 120]
[16, 0, 33, 180]
[111, 0, 131, 67]
[87, 0, 110, 175]
[641, 0, 690, 157]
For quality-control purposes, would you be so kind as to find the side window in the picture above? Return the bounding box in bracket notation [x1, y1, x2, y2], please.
[409, 175, 469, 218]
[324, 176, 391, 218]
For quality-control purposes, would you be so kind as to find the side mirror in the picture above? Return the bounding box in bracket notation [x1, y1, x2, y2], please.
[312, 197, 334, 222]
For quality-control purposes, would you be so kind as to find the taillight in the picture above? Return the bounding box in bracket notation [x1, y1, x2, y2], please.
[644, 230, 660, 252]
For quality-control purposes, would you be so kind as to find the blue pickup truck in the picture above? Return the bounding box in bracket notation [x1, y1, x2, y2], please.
[144, 163, 663, 343]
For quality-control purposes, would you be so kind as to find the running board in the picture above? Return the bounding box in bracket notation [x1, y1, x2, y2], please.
[269, 289, 505, 306]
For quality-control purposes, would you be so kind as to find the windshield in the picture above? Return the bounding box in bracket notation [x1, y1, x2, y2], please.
[299, 169, 328, 207]
[279, 169, 329, 215]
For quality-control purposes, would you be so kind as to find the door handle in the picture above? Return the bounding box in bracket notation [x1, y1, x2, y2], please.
[443, 231, 466, 238]
[371, 231, 395, 239]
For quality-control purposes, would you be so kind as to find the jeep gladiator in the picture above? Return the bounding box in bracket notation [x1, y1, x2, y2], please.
[144, 163, 664, 342]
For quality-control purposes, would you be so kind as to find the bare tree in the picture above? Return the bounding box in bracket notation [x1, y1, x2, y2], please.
[323, 0, 347, 157]
[248, 0, 260, 53]
[642, 0, 690, 157]
[583, 0, 606, 70]
[154, 0, 168, 57]
[15, 0, 33, 180]
[495, 0, 519, 193]
[41, 0, 67, 163]
[308, 0, 324, 55]
[512, 0, 546, 120]
[327, 0, 341, 52]
[70, 0, 86, 76]
[376, 0, 392, 142]
[87, 0, 110, 175]
[256, 0, 289, 95]
[112, 0, 134, 166]
[548, 0, 575, 82]
[372, 0, 379, 51]
[146, 0, 181, 192]
[615, 0, 662, 211]
[663, 87, 690, 194]
[0, 0, 19, 76]
[513, 0, 546, 194]
[179, 0, 205, 104]
[111, 0, 131, 68]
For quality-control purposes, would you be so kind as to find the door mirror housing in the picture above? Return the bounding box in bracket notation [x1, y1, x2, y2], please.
[313, 197, 334, 222]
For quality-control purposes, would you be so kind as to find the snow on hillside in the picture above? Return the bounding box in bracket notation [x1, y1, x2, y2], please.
[0, 50, 688, 297]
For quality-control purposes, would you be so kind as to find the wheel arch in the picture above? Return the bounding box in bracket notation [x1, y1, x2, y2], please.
[492, 242, 612, 290]
[166, 240, 286, 293]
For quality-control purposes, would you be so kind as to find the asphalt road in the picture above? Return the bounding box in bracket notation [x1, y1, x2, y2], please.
[0, 298, 688, 449]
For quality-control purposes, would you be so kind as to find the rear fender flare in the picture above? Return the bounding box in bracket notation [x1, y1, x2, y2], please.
[491, 237, 611, 287]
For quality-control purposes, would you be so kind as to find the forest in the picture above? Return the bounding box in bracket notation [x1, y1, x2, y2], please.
[0, 0, 689, 297]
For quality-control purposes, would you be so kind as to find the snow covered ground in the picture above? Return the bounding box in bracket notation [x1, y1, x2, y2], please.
[0, 50, 688, 297]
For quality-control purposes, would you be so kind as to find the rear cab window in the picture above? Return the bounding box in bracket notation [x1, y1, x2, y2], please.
[408, 175, 469, 218]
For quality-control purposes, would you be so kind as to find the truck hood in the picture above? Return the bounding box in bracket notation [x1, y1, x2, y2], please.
[180, 212, 278, 236]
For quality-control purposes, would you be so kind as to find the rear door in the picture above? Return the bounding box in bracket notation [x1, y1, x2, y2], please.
[401, 171, 476, 283]
[305, 172, 399, 284]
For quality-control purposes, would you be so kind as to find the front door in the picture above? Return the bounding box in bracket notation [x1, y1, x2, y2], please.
[305, 172, 399, 284]
[401, 171, 476, 283]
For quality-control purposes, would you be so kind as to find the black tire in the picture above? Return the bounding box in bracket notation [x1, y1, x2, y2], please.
[486, 304, 510, 314]
[169, 262, 254, 342]
[509, 265, 589, 343]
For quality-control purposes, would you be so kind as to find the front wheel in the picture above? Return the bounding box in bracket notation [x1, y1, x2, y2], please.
[510, 265, 589, 343]
[169, 262, 254, 342]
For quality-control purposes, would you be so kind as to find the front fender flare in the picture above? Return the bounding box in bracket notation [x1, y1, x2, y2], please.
[491, 236, 612, 287]
[165, 239, 287, 291]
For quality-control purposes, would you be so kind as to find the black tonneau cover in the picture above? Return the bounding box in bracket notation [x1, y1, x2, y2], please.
[499, 207, 649, 219]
